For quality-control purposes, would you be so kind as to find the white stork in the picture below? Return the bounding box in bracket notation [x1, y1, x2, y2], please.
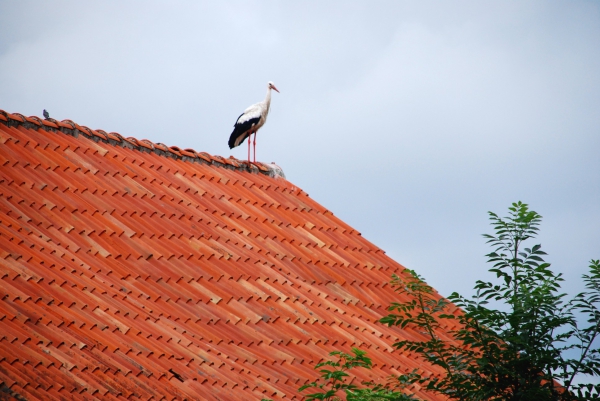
[228, 81, 280, 165]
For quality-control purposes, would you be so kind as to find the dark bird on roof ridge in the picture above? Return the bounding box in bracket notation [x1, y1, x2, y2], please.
[228, 81, 280, 166]
[43, 109, 50, 120]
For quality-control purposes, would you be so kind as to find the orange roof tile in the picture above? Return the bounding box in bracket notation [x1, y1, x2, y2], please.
[0, 109, 452, 400]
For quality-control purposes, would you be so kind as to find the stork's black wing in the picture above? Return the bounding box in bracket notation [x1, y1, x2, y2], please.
[228, 113, 261, 149]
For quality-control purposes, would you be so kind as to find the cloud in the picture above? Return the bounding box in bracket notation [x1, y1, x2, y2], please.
[0, 0, 598, 301]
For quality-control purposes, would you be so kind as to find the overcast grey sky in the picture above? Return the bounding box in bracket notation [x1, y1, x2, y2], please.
[1, 1, 598, 300]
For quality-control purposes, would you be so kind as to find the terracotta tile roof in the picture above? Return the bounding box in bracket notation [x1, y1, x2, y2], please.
[0, 110, 455, 400]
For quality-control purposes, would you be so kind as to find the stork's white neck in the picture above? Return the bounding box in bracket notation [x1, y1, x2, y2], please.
[264, 87, 272, 112]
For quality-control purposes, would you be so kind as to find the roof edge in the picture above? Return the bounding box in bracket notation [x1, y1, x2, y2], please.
[0, 109, 286, 179]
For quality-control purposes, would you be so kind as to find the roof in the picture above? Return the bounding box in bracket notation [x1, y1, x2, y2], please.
[0, 110, 455, 400]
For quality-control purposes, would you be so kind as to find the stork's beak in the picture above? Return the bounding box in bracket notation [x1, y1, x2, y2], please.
[272, 85, 280, 93]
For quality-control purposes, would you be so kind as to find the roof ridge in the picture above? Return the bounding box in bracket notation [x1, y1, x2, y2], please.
[0, 109, 286, 179]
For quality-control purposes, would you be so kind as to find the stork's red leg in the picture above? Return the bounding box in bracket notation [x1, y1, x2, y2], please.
[247, 133, 251, 168]
[253, 132, 257, 163]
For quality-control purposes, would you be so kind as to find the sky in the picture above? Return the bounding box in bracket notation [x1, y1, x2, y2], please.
[0, 1, 598, 303]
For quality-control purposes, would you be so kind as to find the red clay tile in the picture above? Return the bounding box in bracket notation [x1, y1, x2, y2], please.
[0, 109, 460, 400]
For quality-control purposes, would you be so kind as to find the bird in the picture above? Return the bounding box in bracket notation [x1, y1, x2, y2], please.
[228, 81, 280, 166]
[43, 109, 50, 120]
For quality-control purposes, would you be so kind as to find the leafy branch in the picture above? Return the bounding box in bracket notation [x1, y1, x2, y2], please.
[381, 202, 600, 400]
[299, 348, 419, 401]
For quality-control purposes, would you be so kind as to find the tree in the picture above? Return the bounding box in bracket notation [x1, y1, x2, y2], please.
[262, 348, 418, 401]
[298, 348, 417, 401]
[381, 202, 600, 400]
